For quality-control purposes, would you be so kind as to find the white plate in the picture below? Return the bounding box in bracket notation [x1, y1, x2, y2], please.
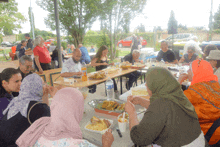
[131, 86, 148, 97]
[84, 118, 113, 134]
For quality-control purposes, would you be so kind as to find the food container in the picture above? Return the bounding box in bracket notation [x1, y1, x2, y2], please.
[131, 86, 150, 100]
[117, 113, 128, 132]
[84, 118, 113, 134]
[130, 64, 145, 69]
[88, 71, 106, 80]
[88, 99, 125, 116]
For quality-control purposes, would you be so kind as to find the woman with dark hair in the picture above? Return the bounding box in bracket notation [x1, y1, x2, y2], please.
[0, 74, 53, 147]
[203, 44, 218, 60]
[91, 45, 118, 93]
[0, 68, 22, 120]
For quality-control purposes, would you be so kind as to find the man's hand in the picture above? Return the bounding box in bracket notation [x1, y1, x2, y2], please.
[102, 129, 114, 147]
[21, 45, 25, 49]
[75, 72, 83, 76]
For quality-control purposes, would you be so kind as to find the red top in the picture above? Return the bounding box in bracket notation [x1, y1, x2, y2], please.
[33, 46, 51, 63]
[11, 46, 16, 53]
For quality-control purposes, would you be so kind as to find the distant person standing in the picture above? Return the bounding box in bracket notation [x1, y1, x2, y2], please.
[131, 34, 138, 53]
[78, 44, 91, 64]
[16, 40, 27, 59]
[24, 33, 33, 50]
[137, 36, 142, 50]
[33, 36, 51, 74]
[90, 45, 95, 52]
[48, 42, 56, 52]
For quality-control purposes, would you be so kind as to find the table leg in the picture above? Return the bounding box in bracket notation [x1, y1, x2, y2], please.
[120, 76, 122, 94]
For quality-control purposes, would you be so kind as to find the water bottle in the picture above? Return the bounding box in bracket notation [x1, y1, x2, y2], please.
[106, 77, 114, 99]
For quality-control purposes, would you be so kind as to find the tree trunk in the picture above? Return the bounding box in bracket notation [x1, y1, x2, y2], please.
[109, 13, 113, 60]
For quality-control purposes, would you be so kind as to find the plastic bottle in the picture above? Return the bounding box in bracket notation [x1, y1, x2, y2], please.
[106, 77, 114, 99]
[81, 62, 87, 81]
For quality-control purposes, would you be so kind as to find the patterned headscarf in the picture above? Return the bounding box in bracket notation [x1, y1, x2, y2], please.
[3, 73, 43, 120]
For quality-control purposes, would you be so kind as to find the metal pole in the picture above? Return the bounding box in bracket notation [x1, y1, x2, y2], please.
[54, 0, 62, 68]
[209, 0, 213, 41]
[30, 0, 35, 39]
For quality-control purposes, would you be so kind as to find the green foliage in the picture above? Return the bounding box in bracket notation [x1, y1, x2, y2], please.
[178, 24, 187, 30]
[0, 34, 3, 43]
[33, 28, 56, 40]
[36, 0, 101, 45]
[61, 41, 67, 50]
[213, 4, 220, 30]
[213, 29, 220, 34]
[137, 23, 146, 32]
[0, 0, 26, 35]
[96, 32, 111, 49]
[168, 10, 178, 34]
[83, 34, 101, 46]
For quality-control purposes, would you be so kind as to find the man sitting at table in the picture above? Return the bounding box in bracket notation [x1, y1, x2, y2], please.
[156, 41, 178, 64]
[61, 48, 83, 78]
[18, 55, 33, 80]
[124, 50, 142, 90]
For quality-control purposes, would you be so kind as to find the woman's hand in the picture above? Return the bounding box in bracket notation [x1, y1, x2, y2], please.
[109, 62, 114, 66]
[39, 68, 43, 74]
[102, 62, 108, 65]
[102, 129, 114, 147]
[48, 86, 59, 97]
[127, 95, 141, 105]
[125, 100, 136, 116]
[178, 73, 188, 84]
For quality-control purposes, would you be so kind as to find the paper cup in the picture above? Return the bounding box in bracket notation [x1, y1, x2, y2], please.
[64, 78, 69, 83]
[118, 118, 127, 132]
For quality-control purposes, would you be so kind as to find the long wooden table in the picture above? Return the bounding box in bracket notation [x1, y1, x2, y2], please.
[53, 68, 141, 94]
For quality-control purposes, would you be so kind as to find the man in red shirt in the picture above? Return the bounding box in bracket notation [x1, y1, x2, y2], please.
[33, 36, 51, 74]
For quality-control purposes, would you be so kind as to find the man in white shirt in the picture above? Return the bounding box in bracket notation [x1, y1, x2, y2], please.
[61, 48, 83, 78]
[183, 36, 203, 56]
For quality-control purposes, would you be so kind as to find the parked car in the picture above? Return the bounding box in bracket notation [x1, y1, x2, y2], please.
[117, 36, 147, 48]
[44, 39, 55, 46]
[199, 41, 220, 51]
[159, 33, 194, 47]
[1, 42, 14, 47]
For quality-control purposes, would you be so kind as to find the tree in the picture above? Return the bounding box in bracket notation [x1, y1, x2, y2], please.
[100, 0, 147, 59]
[178, 24, 187, 30]
[156, 26, 162, 31]
[168, 10, 178, 34]
[0, 0, 26, 36]
[137, 23, 145, 33]
[213, 4, 220, 30]
[28, 7, 35, 37]
[36, 0, 101, 46]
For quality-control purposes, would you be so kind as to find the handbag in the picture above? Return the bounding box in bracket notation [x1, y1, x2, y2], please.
[27, 102, 42, 125]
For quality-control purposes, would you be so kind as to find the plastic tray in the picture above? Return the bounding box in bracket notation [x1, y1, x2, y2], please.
[84, 118, 113, 134]
[88, 99, 125, 116]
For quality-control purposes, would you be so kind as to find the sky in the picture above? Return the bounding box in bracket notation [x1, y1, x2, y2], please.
[16, 0, 220, 35]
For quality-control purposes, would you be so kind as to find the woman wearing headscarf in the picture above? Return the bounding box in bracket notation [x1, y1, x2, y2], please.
[0, 74, 52, 147]
[16, 88, 114, 147]
[178, 59, 220, 146]
[125, 67, 207, 147]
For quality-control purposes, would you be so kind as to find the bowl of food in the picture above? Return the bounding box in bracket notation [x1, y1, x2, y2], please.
[85, 116, 113, 134]
[120, 62, 131, 70]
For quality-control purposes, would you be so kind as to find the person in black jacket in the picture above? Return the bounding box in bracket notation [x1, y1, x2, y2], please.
[0, 73, 58, 147]
[0, 68, 22, 120]
[51, 46, 65, 68]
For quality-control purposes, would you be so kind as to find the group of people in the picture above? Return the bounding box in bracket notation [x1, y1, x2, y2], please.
[0, 59, 219, 147]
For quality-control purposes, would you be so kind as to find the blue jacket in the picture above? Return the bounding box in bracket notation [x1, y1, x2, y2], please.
[80, 46, 91, 64]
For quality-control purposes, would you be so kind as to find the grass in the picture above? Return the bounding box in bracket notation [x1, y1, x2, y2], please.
[0, 56, 10, 62]
[118, 50, 130, 57]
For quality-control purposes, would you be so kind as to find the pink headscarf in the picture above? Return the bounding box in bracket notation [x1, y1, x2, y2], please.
[16, 87, 84, 147]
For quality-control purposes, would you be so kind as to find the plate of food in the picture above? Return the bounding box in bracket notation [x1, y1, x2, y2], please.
[88, 99, 125, 116]
[131, 86, 150, 100]
[131, 63, 145, 69]
[85, 116, 113, 134]
[104, 68, 120, 74]
[88, 71, 106, 80]
[120, 62, 132, 70]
